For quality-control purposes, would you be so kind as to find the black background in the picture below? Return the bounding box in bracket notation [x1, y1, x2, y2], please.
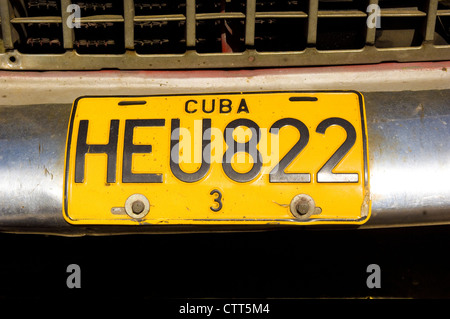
[1, 225, 450, 302]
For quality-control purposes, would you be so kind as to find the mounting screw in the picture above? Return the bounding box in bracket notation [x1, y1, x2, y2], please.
[131, 200, 145, 214]
[290, 194, 320, 220]
[295, 201, 311, 215]
[125, 194, 150, 219]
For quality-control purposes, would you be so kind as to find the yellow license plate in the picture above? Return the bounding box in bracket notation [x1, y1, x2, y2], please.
[64, 91, 370, 225]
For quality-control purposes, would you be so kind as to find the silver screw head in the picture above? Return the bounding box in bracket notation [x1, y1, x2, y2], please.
[290, 194, 316, 220]
[131, 200, 145, 214]
[125, 194, 150, 219]
[296, 201, 311, 215]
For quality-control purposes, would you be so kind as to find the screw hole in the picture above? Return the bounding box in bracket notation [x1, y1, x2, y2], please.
[9, 56, 16, 63]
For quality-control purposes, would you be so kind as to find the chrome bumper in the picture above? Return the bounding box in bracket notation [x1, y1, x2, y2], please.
[0, 62, 449, 235]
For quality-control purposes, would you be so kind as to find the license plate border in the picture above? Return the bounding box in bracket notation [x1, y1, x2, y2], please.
[63, 90, 370, 225]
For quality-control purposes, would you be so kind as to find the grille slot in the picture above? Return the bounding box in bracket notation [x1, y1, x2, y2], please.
[134, 20, 186, 54]
[255, 18, 307, 51]
[196, 18, 245, 53]
[436, 0, 450, 45]
[26, 0, 61, 16]
[134, 0, 185, 15]
[0, 0, 449, 69]
[74, 0, 122, 15]
[17, 22, 65, 53]
[74, 21, 124, 54]
[374, 0, 428, 48]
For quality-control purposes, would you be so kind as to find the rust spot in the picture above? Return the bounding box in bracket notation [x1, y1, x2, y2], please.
[43, 167, 53, 179]
[442, 67, 447, 72]
[415, 103, 425, 123]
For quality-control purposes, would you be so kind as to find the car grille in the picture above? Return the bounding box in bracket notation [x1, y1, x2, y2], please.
[0, 0, 449, 70]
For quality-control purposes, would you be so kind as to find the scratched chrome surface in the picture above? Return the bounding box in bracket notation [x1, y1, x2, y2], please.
[0, 65, 449, 235]
[365, 90, 450, 228]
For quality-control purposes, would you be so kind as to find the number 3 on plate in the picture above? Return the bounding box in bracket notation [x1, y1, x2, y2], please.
[210, 189, 223, 212]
